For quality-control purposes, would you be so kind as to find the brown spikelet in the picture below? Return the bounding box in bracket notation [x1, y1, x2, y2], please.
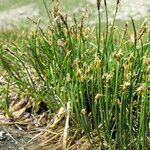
[117, 0, 120, 5]
[138, 21, 149, 40]
[97, 0, 101, 10]
[58, 12, 68, 29]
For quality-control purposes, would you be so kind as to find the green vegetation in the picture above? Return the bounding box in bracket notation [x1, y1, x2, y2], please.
[0, 0, 150, 149]
[0, 0, 49, 11]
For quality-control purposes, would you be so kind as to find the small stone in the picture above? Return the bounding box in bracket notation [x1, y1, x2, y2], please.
[19, 147, 25, 150]
[0, 131, 7, 141]
[23, 112, 31, 118]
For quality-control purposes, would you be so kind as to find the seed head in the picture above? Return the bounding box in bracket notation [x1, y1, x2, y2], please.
[95, 93, 101, 102]
[97, 0, 101, 10]
[66, 73, 71, 82]
[77, 68, 84, 82]
[138, 21, 150, 40]
[127, 53, 134, 62]
[147, 66, 150, 74]
[143, 57, 150, 66]
[81, 109, 86, 115]
[93, 55, 102, 69]
[117, 0, 121, 5]
[57, 39, 66, 47]
[113, 50, 123, 62]
[72, 58, 80, 68]
[85, 66, 91, 74]
[122, 82, 130, 91]
[137, 84, 147, 93]
[102, 73, 113, 83]
[94, 93, 102, 104]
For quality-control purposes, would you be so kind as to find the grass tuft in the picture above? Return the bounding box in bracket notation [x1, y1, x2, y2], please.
[0, 0, 150, 149]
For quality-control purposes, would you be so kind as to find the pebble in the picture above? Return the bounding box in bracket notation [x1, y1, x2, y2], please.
[0, 131, 7, 141]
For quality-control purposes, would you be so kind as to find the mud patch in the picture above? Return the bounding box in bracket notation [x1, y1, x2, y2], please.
[0, 4, 39, 29]
[0, 126, 31, 150]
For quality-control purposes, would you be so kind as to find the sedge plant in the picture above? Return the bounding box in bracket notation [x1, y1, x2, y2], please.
[0, 0, 150, 149]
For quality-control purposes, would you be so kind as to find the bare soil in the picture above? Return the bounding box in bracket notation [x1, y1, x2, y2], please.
[0, 125, 30, 150]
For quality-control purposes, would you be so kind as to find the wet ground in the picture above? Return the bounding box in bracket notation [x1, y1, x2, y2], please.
[0, 126, 29, 150]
